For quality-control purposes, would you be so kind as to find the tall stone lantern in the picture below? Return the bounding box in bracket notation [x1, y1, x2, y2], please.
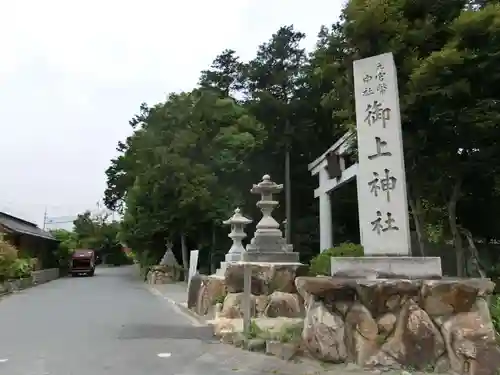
[244, 174, 299, 262]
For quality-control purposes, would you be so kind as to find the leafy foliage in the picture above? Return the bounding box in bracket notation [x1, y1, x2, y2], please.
[0, 237, 35, 281]
[0, 238, 20, 281]
[9, 258, 35, 279]
[106, 250, 132, 266]
[50, 229, 77, 268]
[490, 295, 500, 338]
[50, 211, 127, 267]
[309, 243, 364, 276]
[103, 3, 500, 276]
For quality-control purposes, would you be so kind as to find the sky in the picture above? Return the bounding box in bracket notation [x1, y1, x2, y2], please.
[0, 0, 343, 228]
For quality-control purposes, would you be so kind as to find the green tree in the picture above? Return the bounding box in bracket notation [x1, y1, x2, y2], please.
[199, 49, 245, 97]
[407, 3, 500, 274]
[50, 229, 77, 268]
[106, 89, 265, 270]
[103, 3, 500, 277]
[331, 0, 500, 275]
[69, 211, 124, 264]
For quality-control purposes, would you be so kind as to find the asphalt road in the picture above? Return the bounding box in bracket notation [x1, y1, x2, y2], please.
[0, 266, 216, 375]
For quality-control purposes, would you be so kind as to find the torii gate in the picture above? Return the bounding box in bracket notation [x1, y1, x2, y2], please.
[308, 131, 360, 252]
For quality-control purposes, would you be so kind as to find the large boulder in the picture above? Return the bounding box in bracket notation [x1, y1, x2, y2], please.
[421, 279, 494, 318]
[367, 299, 445, 370]
[220, 292, 256, 319]
[219, 291, 303, 319]
[224, 262, 306, 294]
[302, 297, 348, 363]
[188, 275, 226, 316]
[441, 306, 500, 375]
[264, 291, 303, 318]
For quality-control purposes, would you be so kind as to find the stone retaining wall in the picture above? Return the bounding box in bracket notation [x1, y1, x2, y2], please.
[146, 265, 183, 285]
[188, 263, 307, 319]
[192, 267, 500, 374]
[295, 276, 500, 374]
[0, 268, 60, 296]
[32, 268, 60, 285]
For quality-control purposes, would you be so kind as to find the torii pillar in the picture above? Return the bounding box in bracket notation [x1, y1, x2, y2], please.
[308, 132, 359, 252]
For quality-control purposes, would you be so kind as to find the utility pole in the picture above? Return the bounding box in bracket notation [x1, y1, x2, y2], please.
[284, 118, 292, 244]
[42, 207, 48, 230]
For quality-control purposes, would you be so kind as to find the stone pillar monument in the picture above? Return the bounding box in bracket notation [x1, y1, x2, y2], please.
[243, 175, 299, 263]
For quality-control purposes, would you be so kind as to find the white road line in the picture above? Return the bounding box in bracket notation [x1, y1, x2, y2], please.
[0, 359, 8, 363]
[157, 352, 172, 358]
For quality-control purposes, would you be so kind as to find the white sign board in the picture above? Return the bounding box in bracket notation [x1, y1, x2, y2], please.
[187, 249, 199, 292]
[353, 52, 411, 255]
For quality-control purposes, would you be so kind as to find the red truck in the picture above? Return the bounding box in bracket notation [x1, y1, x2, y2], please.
[70, 249, 96, 277]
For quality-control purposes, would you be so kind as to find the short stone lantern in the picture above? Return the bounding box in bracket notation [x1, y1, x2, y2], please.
[224, 207, 252, 261]
[214, 208, 252, 276]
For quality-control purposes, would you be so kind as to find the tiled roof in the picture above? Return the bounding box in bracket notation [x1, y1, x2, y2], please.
[0, 212, 55, 241]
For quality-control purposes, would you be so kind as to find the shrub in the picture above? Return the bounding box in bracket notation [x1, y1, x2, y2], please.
[245, 320, 264, 339]
[106, 250, 133, 266]
[490, 295, 500, 338]
[0, 238, 19, 281]
[276, 324, 303, 343]
[309, 242, 364, 276]
[136, 250, 158, 276]
[50, 229, 76, 269]
[9, 258, 35, 279]
[54, 246, 74, 269]
[125, 250, 137, 263]
[0, 238, 35, 280]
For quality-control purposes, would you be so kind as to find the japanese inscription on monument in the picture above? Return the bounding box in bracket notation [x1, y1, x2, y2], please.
[353, 52, 411, 255]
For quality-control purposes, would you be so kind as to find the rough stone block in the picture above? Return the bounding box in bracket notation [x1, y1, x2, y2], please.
[295, 275, 500, 373]
[264, 291, 304, 318]
[224, 262, 305, 295]
[220, 292, 257, 319]
[245, 338, 266, 352]
[219, 291, 304, 319]
[146, 265, 182, 285]
[187, 273, 204, 309]
[188, 274, 226, 316]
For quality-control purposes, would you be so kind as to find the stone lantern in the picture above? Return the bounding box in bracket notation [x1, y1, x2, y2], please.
[215, 208, 252, 276]
[223, 208, 252, 262]
[244, 174, 299, 262]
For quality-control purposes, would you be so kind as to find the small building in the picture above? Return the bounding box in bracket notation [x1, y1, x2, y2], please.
[0, 211, 59, 269]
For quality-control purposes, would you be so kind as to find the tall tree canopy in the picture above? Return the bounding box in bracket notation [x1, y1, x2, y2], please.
[104, 2, 500, 277]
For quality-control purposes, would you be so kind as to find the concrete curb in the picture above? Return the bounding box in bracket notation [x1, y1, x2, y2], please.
[147, 284, 209, 327]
